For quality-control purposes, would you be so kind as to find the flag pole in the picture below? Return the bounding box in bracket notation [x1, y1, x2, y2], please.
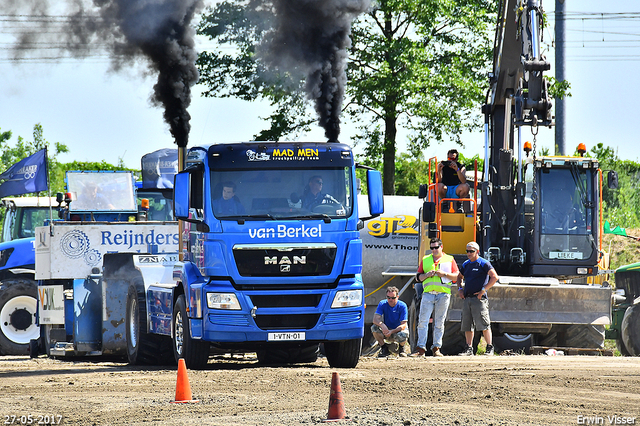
[44, 147, 53, 223]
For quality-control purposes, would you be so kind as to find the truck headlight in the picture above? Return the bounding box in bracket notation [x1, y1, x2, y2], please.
[206, 293, 241, 310]
[331, 290, 362, 308]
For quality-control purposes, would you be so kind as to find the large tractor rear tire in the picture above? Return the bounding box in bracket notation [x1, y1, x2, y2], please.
[622, 304, 640, 356]
[617, 338, 631, 357]
[0, 278, 39, 355]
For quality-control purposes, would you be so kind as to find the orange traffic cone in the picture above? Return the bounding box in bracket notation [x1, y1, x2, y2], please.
[170, 358, 199, 403]
[323, 372, 347, 422]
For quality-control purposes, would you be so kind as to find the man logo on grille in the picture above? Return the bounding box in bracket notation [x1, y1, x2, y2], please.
[281, 265, 291, 273]
[264, 256, 307, 265]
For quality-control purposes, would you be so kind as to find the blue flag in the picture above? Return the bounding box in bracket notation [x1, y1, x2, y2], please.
[0, 149, 48, 197]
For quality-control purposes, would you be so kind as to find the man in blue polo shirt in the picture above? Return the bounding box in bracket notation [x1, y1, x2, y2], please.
[371, 286, 409, 357]
[456, 241, 499, 356]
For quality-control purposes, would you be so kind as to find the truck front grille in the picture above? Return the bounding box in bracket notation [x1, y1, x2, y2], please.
[233, 243, 336, 277]
[254, 314, 320, 330]
[250, 294, 322, 308]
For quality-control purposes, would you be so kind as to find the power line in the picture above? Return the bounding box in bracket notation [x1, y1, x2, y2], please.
[2, 12, 640, 63]
[550, 12, 640, 21]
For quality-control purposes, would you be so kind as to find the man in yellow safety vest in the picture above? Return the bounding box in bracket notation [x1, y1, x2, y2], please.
[410, 238, 459, 357]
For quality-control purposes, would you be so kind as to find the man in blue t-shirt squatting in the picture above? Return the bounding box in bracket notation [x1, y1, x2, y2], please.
[371, 286, 409, 357]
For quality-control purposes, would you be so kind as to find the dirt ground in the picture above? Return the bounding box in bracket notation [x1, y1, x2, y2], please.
[1, 353, 639, 426]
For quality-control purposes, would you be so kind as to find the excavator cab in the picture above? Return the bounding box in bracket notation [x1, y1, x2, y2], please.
[530, 156, 601, 277]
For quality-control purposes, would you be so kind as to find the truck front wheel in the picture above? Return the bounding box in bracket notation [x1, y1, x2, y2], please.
[126, 287, 142, 364]
[172, 295, 209, 369]
[324, 338, 361, 368]
[257, 344, 319, 365]
[622, 304, 640, 356]
[0, 278, 39, 355]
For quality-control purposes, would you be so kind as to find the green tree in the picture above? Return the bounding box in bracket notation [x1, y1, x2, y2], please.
[589, 143, 640, 228]
[196, 0, 495, 194]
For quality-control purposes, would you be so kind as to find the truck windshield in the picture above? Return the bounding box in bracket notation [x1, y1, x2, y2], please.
[210, 168, 353, 219]
[539, 168, 595, 260]
[67, 172, 136, 212]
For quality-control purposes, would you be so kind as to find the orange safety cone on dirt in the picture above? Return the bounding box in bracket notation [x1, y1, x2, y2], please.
[171, 358, 199, 403]
[323, 372, 348, 422]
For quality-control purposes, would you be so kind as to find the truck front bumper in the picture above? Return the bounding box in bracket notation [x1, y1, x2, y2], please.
[196, 307, 364, 343]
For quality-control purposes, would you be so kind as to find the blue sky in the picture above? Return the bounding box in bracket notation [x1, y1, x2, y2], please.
[1, 0, 639, 169]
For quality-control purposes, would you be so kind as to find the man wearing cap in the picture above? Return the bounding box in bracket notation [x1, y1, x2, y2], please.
[411, 238, 459, 357]
[456, 241, 499, 356]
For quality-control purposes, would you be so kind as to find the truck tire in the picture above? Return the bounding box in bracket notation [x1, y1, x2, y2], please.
[539, 324, 605, 349]
[29, 338, 41, 358]
[492, 333, 533, 355]
[622, 304, 640, 356]
[408, 299, 418, 352]
[441, 321, 470, 356]
[567, 325, 605, 348]
[257, 344, 319, 365]
[126, 286, 174, 365]
[324, 338, 361, 368]
[40, 325, 54, 357]
[0, 278, 40, 355]
[172, 294, 209, 369]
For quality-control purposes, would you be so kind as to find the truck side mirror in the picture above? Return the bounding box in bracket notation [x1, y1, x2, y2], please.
[174, 172, 190, 219]
[366, 170, 384, 216]
[608, 170, 619, 189]
[422, 201, 436, 223]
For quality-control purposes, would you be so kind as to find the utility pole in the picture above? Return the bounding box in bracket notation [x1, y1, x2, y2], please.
[555, 0, 566, 155]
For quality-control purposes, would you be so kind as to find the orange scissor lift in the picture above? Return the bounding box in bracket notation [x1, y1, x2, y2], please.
[421, 157, 479, 256]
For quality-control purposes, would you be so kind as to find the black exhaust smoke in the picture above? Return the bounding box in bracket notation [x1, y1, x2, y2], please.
[4, 0, 203, 148]
[259, 0, 370, 142]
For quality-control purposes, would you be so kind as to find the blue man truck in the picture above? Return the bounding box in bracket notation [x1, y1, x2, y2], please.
[164, 142, 383, 368]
